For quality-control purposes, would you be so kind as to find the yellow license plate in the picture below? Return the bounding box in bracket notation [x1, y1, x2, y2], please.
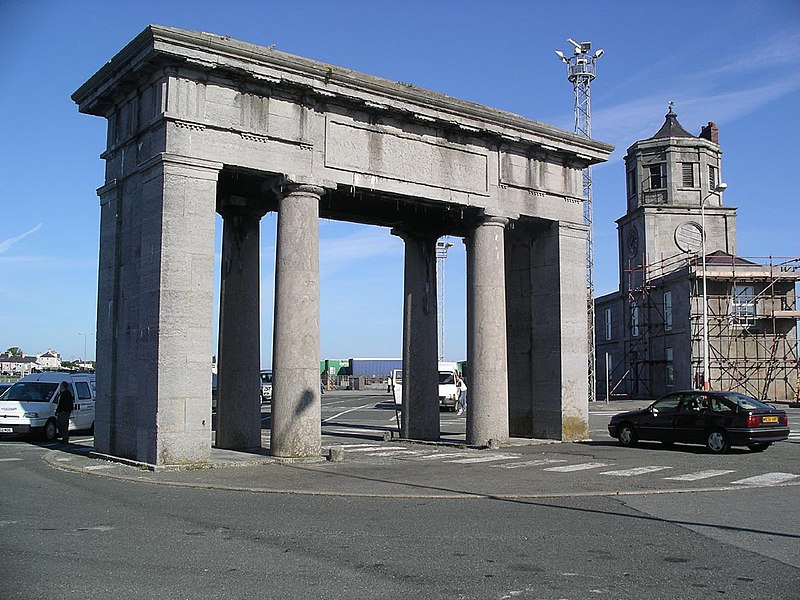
[762, 416, 779, 423]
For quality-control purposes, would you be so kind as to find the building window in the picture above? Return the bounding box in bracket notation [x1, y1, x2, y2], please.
[708, 165, 718, 190]
[648, 164, 665, 190]
[626, 168, 637, 197]
[732, 284, 756, 325]
[663, 292, 673, 331]
[665, 347, 674, 387]
[631, 302, 640, 337]
[605, 308, 612, 341]
[681, 163, 695, 187]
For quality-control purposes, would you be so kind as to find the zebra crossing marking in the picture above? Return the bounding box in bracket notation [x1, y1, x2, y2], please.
[664, 469, 736, 482]
[491, 459, 568, 469]
[366, 450, 425, 457]
[543, 462, 610, 472]
[445, 454, 521, 464]
[0, 457, 22, 462]
[730, 472, 800, 486]
[600, 466, 673, 477]
[412, 452, 468, 461]
[345, 446, 406, 453]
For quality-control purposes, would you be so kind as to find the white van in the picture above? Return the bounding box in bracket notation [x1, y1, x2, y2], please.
[391, 363, 460, 411]
[0, 372, 96, 440]
[437, 362, 459, 411]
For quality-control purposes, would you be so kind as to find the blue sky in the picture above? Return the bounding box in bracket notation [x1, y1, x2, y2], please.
[1, 0, 798, 365]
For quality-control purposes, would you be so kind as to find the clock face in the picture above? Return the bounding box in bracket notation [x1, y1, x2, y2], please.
[627, 227, 639, 257]
[675, 222, 703, 253]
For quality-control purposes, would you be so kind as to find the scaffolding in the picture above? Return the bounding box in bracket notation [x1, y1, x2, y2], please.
[610, 253, 800, 401]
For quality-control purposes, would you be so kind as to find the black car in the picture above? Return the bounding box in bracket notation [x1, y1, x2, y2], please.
[608, 390, 789, 453]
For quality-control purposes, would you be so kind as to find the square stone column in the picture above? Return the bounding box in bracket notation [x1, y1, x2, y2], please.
[506, 221, 589, 441]
[392, 228, 440, 442]
[466, 217, 509, 446]
[216, 195, 268, 450]
[95, 153, 221, 466]
[270, 183, 323, 458]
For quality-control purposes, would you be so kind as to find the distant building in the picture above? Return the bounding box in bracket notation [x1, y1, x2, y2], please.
[595, 106, 799, 401]
[36, 350, 62, 370]
[0, 354, 38, 376]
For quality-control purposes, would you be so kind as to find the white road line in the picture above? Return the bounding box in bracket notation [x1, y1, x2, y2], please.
[325, 443, 378, 449]
[366, 450, 425, 457]
[664, 469, 736, 482]
[321, 403, 378, 425]
[323, 427, 392, 435]
[730, 472, 800, 486]
[445, 454, 521, 464]
[0, 457, 22, 462]
[543, 462, 610, 472]
[491, 459, 568, 469]
[599, 466, 673, 477]
[346, 446, 406, 453]
[412, 452, 467, 461]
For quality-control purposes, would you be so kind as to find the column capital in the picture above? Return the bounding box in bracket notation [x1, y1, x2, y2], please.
[389, 226, 441, 245]
[477, 215, 509, 228]
[217, 194, 269, 219]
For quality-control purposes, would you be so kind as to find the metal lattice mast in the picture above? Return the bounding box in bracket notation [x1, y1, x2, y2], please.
[556, 39, 604, 403]
[436, 239, 454, 362]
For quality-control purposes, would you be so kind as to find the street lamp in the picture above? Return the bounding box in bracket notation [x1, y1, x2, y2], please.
[78, 331, 95, 364]
[700, 181, 728, 390]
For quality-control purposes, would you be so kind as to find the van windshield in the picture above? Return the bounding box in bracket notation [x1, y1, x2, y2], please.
[3, 382, 59, 402]
[438, 371, 455, 385]
[260, 371, 273, 384]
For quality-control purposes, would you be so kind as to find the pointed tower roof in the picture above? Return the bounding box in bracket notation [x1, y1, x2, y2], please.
[649, 102, 695, 139]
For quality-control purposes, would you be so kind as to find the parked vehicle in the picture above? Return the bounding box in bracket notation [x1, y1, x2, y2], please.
[390, 369, 403, 406]
[260, 369, 273, 403]
[389, 364, 460, 410]
[438, 362, 459, 411]
[608, 390, 789, 453]
[0, 372, 96, 440]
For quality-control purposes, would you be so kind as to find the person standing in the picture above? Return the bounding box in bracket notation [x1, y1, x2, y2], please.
[455, 373, 468, 415]
[55, 381, 75, 443]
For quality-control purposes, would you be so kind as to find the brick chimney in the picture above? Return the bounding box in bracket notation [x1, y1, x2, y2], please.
[699, 121, 719, 144]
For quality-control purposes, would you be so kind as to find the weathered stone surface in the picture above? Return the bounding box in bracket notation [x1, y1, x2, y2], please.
[75, 26, 612, 465]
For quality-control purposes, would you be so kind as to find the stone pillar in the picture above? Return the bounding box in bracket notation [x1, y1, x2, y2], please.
[95, 153, 221, 466]
[525, 221, 589, 441]
[271, 183, 323, 458]
[216, 195, 267, 450]
[466, 217, 509, 446]
[391, 228, 440, 442]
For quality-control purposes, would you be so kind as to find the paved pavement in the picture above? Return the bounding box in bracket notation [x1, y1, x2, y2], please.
[42, 397, 800, 500]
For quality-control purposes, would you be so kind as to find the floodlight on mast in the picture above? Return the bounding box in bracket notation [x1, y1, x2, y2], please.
[554, 38, 603, 403]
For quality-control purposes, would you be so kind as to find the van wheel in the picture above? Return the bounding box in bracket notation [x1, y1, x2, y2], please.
[42, 419, 57, 441]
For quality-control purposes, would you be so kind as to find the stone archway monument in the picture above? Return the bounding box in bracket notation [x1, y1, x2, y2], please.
[73, 26, 612, 467]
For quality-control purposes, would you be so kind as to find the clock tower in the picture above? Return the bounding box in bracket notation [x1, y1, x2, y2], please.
[616, 104, 736, 290]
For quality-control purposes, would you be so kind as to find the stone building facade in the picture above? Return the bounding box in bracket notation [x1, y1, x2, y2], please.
[596, 107, 799, 401]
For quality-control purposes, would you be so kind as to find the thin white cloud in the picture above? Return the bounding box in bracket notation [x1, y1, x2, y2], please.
[0, 223, 42, 254]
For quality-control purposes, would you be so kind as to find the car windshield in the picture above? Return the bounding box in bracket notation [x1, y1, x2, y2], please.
[260, 372, 272, 384]
[3, 382, 59, 402]
[717, 393, 771, 411]
[438, 371, 455, 385]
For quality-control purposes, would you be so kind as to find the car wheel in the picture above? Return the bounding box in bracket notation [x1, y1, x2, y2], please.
[747, 442, 771, 452]
[618, 423, 637, 447]
[705, 429, 730, 454]
[42, 419, 57, 441]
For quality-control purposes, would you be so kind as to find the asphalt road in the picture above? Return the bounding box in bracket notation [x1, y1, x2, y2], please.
[2, 390, 799, 599]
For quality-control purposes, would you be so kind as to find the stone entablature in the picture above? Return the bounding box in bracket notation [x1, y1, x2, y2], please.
[73, 25, 611, 229]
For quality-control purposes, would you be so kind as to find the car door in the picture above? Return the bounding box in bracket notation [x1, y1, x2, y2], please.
[673, 392, 708, 444]
[72, 379, 95, 431]
[637, 394, 681, 441]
